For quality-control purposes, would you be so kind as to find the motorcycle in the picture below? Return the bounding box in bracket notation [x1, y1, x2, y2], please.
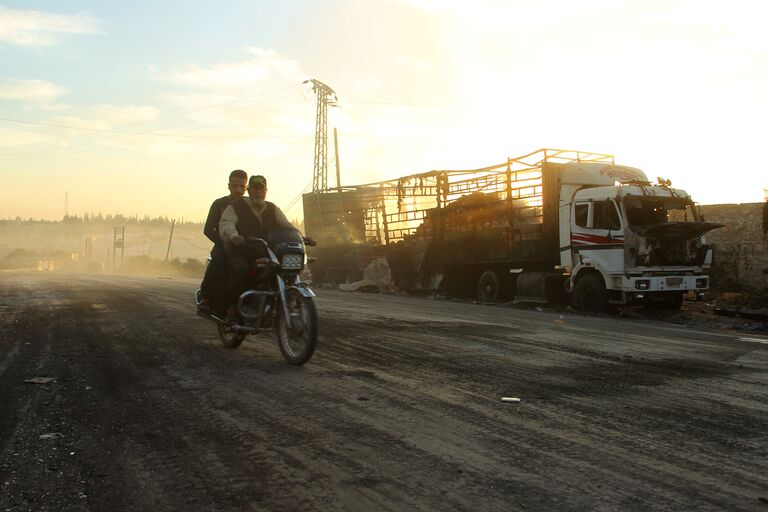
[195, 228, 318, 365]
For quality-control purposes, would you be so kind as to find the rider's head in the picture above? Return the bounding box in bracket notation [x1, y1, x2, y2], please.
[228, 169, 247, 199]
[248, 175, 267, 206]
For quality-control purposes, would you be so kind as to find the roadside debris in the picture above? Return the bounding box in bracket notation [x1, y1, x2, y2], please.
[618, 308, 647, 319]
[337, 258, 392, 293]
[715, 308, 768, 321]
[501, 397, 521, 403]
[339, 281, 380, 293]
[39, 433, 63, 440]
[739, 337, 768, 345]
[23, 377, 56, 384]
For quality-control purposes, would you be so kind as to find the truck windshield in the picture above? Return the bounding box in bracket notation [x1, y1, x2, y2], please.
[623, 198, 698, 227]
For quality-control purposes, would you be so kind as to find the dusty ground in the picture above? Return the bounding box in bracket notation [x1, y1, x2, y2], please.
[0, 271, 766, 512]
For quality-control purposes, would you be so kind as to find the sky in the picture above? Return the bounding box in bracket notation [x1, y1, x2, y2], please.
[0, 0, 767, 222]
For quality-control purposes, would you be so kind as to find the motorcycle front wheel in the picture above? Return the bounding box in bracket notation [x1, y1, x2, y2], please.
[217, 323, 245, 349]
[276, 289, 318, 365]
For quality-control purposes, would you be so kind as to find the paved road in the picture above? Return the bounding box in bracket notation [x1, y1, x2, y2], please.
[0, 272, 766, 511]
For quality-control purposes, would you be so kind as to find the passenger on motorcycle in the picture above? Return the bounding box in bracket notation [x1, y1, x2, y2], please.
[198, 169, 248, 313]
[219, 174, 316, 322]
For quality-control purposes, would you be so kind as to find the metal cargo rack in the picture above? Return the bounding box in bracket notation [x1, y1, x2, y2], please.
[303, 148, 614, 248]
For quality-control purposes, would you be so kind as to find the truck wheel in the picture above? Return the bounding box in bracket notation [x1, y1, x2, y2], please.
[574, 273, 608, 313]
[477, 270, 500, 303]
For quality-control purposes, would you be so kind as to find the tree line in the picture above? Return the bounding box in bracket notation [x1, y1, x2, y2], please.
[0, 214, 203, 227]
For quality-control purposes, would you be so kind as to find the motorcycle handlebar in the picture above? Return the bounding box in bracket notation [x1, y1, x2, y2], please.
[242, 237, 269, 250]
[241, 235, 316, 248]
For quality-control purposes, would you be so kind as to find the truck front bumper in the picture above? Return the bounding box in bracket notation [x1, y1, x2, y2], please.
[611, 274, 708, 303]
[611, 275, 708, 292]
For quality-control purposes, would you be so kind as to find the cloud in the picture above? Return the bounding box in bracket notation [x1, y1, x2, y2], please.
[161, 48, 302, 91]
[40, 105, 160, 132]
[0, 6, 102, 47]
[152, 48, 313, 138]
[0, 127, 50, 147]
[0, 79, 68, 106]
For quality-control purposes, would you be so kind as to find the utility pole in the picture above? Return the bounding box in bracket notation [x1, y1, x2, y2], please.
[334, 127, 341, 192]
[304, 79, 337, 193]
[84, 237, 93, 259]
[113, 227, 125, 270]
[165, 219, 176, 262]
[64, 191, 69, 218]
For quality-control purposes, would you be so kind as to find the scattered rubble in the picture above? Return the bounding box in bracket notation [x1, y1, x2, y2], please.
[23, 377, 56, 384]
[714, 308, 768, 321]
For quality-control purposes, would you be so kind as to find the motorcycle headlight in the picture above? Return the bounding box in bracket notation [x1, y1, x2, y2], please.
[280, 254, 304, 270]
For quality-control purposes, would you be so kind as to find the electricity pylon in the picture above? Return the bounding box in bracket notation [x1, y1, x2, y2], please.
[304, 79, 337, 193]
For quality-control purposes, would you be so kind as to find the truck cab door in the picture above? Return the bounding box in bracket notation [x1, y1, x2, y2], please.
[570, 199, 624, 272]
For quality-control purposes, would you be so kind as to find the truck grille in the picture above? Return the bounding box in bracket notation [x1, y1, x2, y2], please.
[665, 277, 683, 287]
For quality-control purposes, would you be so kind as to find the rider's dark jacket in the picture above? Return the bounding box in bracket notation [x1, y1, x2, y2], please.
[204, 196, 235, 247]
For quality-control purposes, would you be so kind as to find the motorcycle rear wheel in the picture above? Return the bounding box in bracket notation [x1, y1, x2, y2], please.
[217, 323, 245, 349]
[276, 289, 318, 365]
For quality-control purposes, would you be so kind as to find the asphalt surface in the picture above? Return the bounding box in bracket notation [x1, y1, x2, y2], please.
[0, 272, 766, 512]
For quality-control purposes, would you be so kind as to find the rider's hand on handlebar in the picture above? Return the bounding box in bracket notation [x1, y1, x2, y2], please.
[303, 236, 317, 247]
[231, 235, 245, 245]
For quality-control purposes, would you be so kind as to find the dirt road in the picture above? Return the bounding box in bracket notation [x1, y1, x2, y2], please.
[0, 272, 766, 511]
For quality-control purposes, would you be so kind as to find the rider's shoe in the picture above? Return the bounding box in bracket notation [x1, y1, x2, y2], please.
[197, 298, 211, 312]
[225, 304, 238, 324]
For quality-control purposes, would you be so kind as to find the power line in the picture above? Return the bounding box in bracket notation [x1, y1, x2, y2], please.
[0, 87, 431, 164]
[0, 82, 301, 151]
[0, 90, 303, 157]
[344, 100, 444, 107]
[0, 114, 311, 139]
[180, 237, 210, 251]
[0, 95, 311, 161]
[0, 116, 122, 132]
[285, 179, 314, 217]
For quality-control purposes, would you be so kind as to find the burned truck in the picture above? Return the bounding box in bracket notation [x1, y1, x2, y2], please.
[303, 148, 721, 311]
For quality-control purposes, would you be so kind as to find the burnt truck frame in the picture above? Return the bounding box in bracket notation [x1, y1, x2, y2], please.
[303, 148, 721, 311]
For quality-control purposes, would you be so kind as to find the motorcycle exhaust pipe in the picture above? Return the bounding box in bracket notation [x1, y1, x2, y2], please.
[196, 308, 227, 324]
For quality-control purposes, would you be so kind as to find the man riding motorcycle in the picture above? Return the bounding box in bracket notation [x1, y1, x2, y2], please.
[218, 174, 315, 323]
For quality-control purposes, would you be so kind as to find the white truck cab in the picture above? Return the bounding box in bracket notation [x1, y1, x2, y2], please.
[556, 162, 720, 310]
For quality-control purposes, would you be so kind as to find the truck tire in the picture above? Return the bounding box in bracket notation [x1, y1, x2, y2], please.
[574, 273, 608, 313]
[476, 270, 500, 303]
